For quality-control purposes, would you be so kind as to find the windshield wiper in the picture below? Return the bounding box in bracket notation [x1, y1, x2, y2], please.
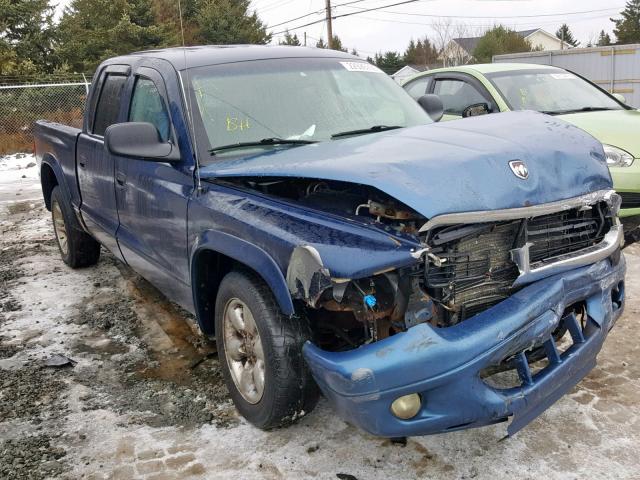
[331, 125, 402, 139]
[209, 137, 317, 154]
[541, 106, 613, 115]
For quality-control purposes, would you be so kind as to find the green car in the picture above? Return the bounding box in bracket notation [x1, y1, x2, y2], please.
[402, 63, 640, 231]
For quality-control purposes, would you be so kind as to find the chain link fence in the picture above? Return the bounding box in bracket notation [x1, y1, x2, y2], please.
[0, 74, 92, 155]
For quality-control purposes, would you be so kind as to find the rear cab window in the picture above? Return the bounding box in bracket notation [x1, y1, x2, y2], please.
[92, 74, 127, 136]
[128, 77, 171, 142]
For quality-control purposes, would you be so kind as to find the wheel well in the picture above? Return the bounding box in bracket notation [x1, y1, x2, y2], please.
[192, 249, 239, 336]
[41, 162, 58, 211]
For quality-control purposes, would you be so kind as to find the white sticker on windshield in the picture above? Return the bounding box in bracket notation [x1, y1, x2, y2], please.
[550, 73, 574, 80]
[340, 61, 384, 73]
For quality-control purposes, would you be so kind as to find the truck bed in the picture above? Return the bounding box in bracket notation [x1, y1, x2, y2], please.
[34, 120, 82, 210]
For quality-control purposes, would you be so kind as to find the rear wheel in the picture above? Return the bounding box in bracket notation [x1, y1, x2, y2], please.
[50, 186, 101, 268]
[215, 270, 319, 429]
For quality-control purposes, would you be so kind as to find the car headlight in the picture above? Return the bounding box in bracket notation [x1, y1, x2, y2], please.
[603, 144, 634, 167]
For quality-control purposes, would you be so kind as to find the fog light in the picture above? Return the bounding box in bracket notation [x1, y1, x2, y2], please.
[390, 393, 421, 420]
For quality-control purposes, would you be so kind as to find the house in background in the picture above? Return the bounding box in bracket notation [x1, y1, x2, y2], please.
[441, 28, 566, 66]
[391, 65, 429, 84]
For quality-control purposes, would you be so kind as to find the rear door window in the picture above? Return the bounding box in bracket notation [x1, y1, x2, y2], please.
[433, 79, 486, 116]
[93, 74, 127, 136]
[128, 77, 171, 142]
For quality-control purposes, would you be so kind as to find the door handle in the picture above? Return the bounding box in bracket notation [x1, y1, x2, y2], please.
[79, 162, 86, 168]
[115, 172, 126, 186]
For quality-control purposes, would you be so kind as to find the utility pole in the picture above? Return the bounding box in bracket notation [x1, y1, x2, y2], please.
[325, 0, 333, 49]
[304, 31, 307, 46]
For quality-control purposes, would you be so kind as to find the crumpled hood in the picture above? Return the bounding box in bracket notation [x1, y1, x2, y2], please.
[200, 111, 611, 219]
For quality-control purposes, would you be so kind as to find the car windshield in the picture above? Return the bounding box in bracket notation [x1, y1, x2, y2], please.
[184, 57, 430, 161]
[487, 69, 624, 114]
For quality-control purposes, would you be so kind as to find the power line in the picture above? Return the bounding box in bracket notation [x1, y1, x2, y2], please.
[258, 0, 296, 14]
[341, 4, 625, 19]
[267, 0, 370, 30]
[354, 12, 619, 29]
[271, 0, 420, 35]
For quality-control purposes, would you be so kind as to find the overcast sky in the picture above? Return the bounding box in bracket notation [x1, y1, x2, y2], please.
[54, 0, 625, 57]
[254, 0, 624, 56]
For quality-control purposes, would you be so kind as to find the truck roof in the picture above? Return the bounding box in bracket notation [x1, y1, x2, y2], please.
[113, 45, 357, 70]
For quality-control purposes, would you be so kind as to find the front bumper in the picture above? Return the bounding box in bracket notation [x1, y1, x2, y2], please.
[303, 256, 626, 438]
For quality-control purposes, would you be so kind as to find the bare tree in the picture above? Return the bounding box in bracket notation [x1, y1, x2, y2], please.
[431, 19, 477, 67]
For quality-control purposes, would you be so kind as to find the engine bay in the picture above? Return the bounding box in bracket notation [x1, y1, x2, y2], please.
[223, 177, 426, 236]
[220, 177, 615, 351]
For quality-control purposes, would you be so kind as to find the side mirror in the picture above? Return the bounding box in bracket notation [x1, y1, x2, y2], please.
[105, 122, 180, 162]
[462, 103, 491, 118]
[417, 94, 444, 122]
[612, 93, 627, 104]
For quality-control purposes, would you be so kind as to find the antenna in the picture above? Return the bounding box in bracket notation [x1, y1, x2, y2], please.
[178, 0, 202, 192]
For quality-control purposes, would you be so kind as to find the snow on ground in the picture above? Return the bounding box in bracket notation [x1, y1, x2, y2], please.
[0, 153, 42, 204]
[1, 153, 640, 479]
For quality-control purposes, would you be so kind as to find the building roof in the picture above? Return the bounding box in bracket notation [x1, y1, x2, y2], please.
[392, 65, 429, 77]
[110, 45, 357, 70]
[452, 29, 555, 55]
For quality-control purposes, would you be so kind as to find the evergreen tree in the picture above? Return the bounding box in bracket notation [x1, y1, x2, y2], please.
[279, 30, 301, 46]
[350, 48, 358, 56]
[316, 35, 347, 52]
[57, 0, 167, 72]
[473, 26, 535, 63]
[0, 0, 58, 74]
[556, 24, 579, 47]
[612, 0, 640, 43]
[404, 36, 438, 66]
[597, 30, 612, 46]
[195, 0, 270, 45]
[373, 51, 405, 74]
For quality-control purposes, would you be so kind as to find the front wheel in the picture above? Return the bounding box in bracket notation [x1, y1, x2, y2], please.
[215, 270, 319, 429]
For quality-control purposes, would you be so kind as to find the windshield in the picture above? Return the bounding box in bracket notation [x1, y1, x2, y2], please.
[487, 69, 624, 114]
[184, 57, 430, 161]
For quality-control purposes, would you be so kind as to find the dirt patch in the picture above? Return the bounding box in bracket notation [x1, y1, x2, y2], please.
[6, 200, 35, 215]
[0, 367, 69, 422]
[72, 290, 143, 347]
[84, 358, 236, 429]
[0, 336, 22, 359]
[0, 239, 56, 316]
[0, 435, 67, 479]
[67, 258, 235, 430]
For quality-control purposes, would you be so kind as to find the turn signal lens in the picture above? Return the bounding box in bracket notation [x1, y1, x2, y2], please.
[390, 393, 422, 420]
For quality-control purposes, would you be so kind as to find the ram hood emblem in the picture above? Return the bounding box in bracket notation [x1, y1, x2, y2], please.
[509, 160, 529, 180]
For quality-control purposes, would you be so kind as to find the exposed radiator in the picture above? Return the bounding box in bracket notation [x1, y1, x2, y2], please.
[423, 203, 611, 324]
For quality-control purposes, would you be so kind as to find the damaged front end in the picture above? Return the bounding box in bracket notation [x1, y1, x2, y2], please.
[284, 188, 625, 437]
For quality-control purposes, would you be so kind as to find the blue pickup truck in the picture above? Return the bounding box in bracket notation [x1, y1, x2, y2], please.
[34, 46, 626, 438]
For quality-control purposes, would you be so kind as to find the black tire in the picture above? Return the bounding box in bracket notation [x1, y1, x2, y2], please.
[215, 270, 319, 429]
[50, 186, 101, 268]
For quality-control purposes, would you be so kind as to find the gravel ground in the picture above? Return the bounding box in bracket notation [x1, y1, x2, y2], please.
[1, 154, 639, 479]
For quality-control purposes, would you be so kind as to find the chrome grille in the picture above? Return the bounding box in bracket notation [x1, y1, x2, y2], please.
[424, 202, 611, 324]
[526, 207, 606, 263]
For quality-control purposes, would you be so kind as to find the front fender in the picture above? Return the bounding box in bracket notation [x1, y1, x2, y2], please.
[190, 229, 295, 316]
